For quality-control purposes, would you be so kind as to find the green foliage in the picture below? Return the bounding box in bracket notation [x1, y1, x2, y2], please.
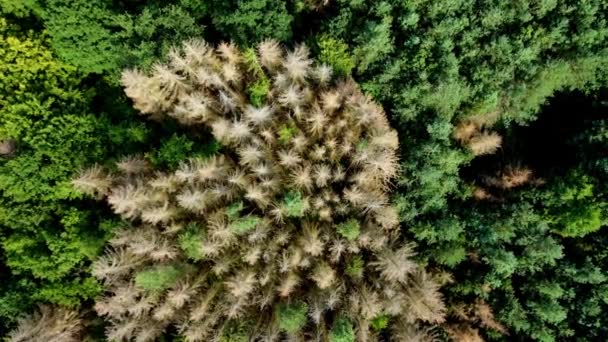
[574, 119, 608, 178]
[248, 78, 271, 107]
[219, 320, 249, 342]
[323, 0, 608, 225]
[244, 48, 271, 106]
[352, 14, 393, 73]
[329, 316, 355, 342]
[229, 216, 261, 235]
[226, 201, 245, 221]
[317, 35, 354, 77]
[278, 123, 299, 145]
[31, 0, 205, 76]
[370, 314, 390, 331]
[546, 171, 604, 237]
[31, 0, 118, 74]
[208, 0, 293, 44]
[345, 255, 364, 278]
[0, 0, 37, 17]
[410, 218, 466, 266]
[149, 133, 219, 169]
[395, 135, 470, 222]
[2, 0, 608, 341]
[0, 17, 110, 330]
[150, 133, 194, 169]
[135, 265, 182, 291]
[355, 139, 369, 151]
[336, 219, 360, 241]
[430, 95, 608, 340]
[282, 191, 306, 218]
[276, 302, 308, 334]
[178, 224, 204, 261]
[434, 243, 467, 267]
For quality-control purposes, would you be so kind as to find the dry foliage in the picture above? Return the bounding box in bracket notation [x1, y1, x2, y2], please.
[0, 139, 15, 157]
[468, 132, 502, 156]
[453, 118, 502, 156]
[74, 40, 445, 341]
[452, 121, 479, 144]
[445, 300, 507, 341]
[8, 306, 83, 342]
[471, 187, 494, 201]
[482, 165, 534, 190]
[474, 301, 507, 334]
[445, 325, 485, 342]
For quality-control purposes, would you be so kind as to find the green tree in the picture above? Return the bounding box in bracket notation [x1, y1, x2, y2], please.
[22, 0, 205, 76]
[207, 0, 293, 45]
[0, 17, 107, 332]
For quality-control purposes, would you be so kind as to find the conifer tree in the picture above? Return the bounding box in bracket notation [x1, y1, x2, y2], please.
[74, 39, 445, 341]
[8, 306, 83, 342]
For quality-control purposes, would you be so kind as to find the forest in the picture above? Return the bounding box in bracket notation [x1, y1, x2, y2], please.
[0, 0, 607, 341]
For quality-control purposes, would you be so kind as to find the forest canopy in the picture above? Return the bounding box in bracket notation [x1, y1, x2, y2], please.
[0, 0, 607, 341]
